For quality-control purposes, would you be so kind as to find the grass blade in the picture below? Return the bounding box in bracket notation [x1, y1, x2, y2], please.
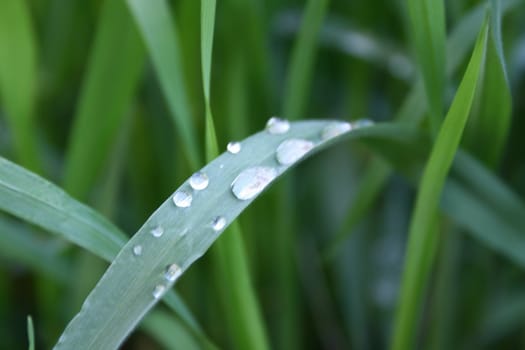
[27, 315, 35, 350]
[406, 0, 446, 131]
[391, 17, 489, 350]
[282, 0, 329, 120]
[63, 0, 144, 199]
[126, 0, 200, 168]
[52, 119, 407, 349]
[463, 0, 512, 167]
[0, 0, 41, 172]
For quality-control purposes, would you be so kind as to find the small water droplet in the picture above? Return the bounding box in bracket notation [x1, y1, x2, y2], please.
[152, 284, 166, 299]
[276, 138, 314, 165]
[266, 116, 290, 134]
[173, 190, 192, 207]
[211, 216, 227, 231]
[150, 226, 164, 238]
[352, 118, 374, 129]
[132, 245, 143, 256]
[164, 263, 182, 282]
[227, 141, 241, 154]
[219, 164, 225, 169]
[189, 172, 209, 190]
[231, 167, 278, 200]
[321, 121, 352, 140]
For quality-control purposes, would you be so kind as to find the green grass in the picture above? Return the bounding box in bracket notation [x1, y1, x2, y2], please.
[0, 0, 525, 349]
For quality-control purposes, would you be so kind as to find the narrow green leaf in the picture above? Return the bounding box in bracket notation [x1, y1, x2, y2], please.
[0, 0, 41, 172]
[126, 0, 200, 168]
[63, 0, 144, 199]
[406, 0, 446, 131]
[27, 315, 35, 350]
[282, 0, 329, 120]
[52, 120, 408, 349]
[463, 0, 512, 167]
[391, 17, 489, 350]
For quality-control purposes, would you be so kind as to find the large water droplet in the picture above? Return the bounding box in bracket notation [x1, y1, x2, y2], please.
[132, 245, 143, 256]
[189, 172, 209, 190]
[227, 141, 241, 154]
[164, 263, 182, 282]
[352, 118, 374, 129]
[211, 216, 227, 231]
[231, 167, 278, 200]
[266, 117, 290, 134]
[150, 225, 164, 238]
[276, 138, 314, 165]
[173, 190, 192, 207]
[152, 284, 166, 299]
[321, 121, 352, 140]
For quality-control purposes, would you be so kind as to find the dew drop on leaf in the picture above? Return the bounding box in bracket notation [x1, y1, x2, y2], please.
[189, 172, 209, 190]
[132, 245, 143, 256]
[227, 141, 241, 154]
[321, 121, 352, 140]
[266, 116, 290, 134]
[211, 216, 227, 231]
[231, 167, 278, 200]
[351, 118, 374, 129]
[152, 284, 167, 299]
[164, 263, 182, 282]
[150, 226, 164, 238]
[173, 190, 192, 208]
[276, 138, 314, 165]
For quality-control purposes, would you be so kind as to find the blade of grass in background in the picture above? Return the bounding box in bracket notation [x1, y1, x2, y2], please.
[282, 0, 329, 120]
[126, 0, 200, 169]
[0, 0, 41, 173]
[391, 17, 489, 350]
[201, 2, 270, 348]
[27, 316, 35, 350]
[406, 0, 446, 132]
[63, 0, 144, 199]
[464, 0, 512, 167]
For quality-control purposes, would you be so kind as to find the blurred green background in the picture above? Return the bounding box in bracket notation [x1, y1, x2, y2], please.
[1, 0, 525, 349]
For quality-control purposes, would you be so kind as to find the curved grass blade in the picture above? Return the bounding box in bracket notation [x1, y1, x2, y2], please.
[63, 0, 144, 199]
[391, 17, 489, 350]
[406, 0, 446, 132]
[53, 120, 412, 349]
[0, 0, 41, 172]
[27, 315, 35, 350]
[126, 0, 200, 168]
[201, 1, 270, 348]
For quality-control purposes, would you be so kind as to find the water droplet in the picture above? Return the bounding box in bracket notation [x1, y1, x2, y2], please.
[132, 245, 143, 256]
[276, 139, 314, 165]
[227, 141, 241, 154]
[150, 226, 164, 238]
[152, 284, 166, 299]
[266, 116, 290, 134]
[164, 263, 182, 282]
[231, 167, 278, 200]
[352, 118, 374, 129]
[173, 190, 192, 207]
[189, 172, 209, 190]
[219, 164, 225, 169]
[321, 121, 352, 140]
[211, 216, 227, 231]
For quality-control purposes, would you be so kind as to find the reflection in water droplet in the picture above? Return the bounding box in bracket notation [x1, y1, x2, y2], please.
[352, 118, 374, 129]
[266, 116, 290, 134]
[189, 172, 209, 190]
[152, 284, 167, 299]
[164, 263, 182, 282]
[150, 226, 164, 238]
[211, 216, 227, 231]
[231, 167, 278, 200]
[173, 190, 192, 208]
[321, 121, 352, 140]
[227, 141, 241, 154]
[132, 245, 143, 256]
[276, 139, 314, 165]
